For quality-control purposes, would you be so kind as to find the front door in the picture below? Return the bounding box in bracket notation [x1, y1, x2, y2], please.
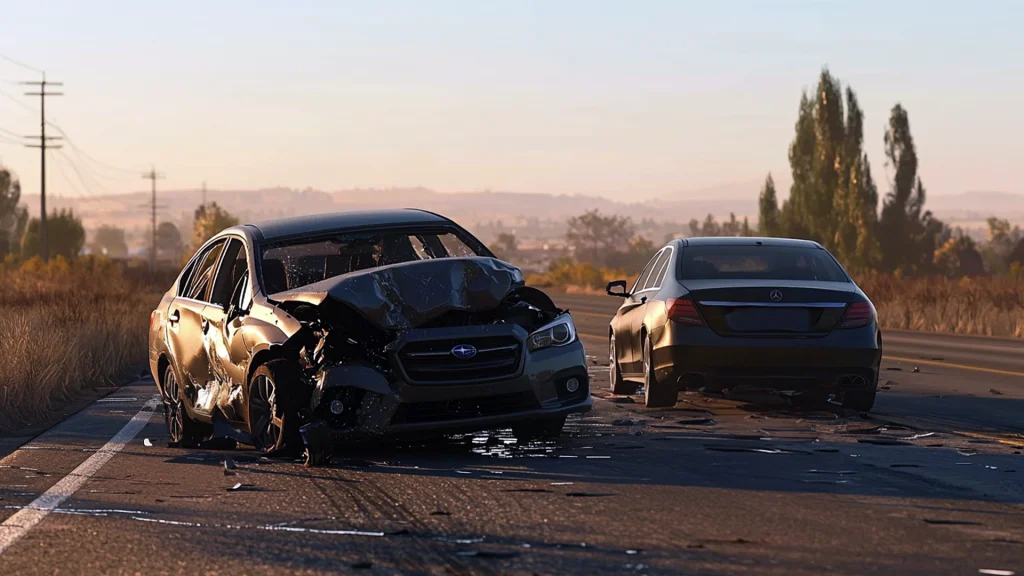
[167, 239, 227, 418]
[201, 238, 253, 423]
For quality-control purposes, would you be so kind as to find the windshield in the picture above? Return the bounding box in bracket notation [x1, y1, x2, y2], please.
[261, 228, 483, 294]
[676, 245, 850, 282]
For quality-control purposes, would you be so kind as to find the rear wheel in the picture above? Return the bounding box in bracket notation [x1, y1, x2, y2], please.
[161, 365, 210, 448]
[512, 415, 566, 442]
[642, 337, 677, 408]
[609, 334, 639, 395]
[248, 360, 302, 455]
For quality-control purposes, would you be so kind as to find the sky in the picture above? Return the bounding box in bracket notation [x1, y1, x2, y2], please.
[0, 0, 1022, 203]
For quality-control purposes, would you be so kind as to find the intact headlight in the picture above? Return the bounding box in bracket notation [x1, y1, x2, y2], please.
[527, 315, 577, 351]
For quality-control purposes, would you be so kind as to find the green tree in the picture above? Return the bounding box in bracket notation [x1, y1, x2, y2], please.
[0, 167, 28, 257]
[757, 173, 781, 237]
[832, 88, 881, 270]
[491, 232, 518, 261]
[980, 217, 1023, 274]
[564, 209, 634, 266]
[21, 209, 86, 260]
[933, 229, 985, 277]
[878, 104, 943, 273]
[157, 221, 184, 262]
[192, 202, 239, 250]
[741, 217, 753, 237]
[90, 225, 129, 258]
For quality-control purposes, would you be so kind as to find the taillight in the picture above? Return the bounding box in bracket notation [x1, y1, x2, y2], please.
[840, 302, 873, 329]
[667, 298, 705, 326]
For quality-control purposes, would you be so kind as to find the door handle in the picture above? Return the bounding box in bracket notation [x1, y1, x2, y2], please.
[168, 310, 180, 325]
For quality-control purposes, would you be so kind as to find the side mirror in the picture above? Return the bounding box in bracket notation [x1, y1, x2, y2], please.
[606, 280, 630, 298]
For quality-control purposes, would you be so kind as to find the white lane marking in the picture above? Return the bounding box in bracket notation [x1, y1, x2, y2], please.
[0, 395, 160, 556]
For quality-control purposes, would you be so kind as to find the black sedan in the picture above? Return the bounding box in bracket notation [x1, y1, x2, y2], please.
[606, 237, 881, 410]
[148, 209, 591, 464]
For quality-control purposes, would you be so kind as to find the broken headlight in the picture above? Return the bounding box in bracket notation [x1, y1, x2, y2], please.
[527, 314, 577, 352]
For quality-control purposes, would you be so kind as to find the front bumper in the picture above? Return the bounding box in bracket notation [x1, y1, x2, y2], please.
[650, 322, 881, 394]
[312, 327, 591, 439]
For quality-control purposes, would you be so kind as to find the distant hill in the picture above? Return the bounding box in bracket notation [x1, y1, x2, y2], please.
[20, 187, 1022, 250]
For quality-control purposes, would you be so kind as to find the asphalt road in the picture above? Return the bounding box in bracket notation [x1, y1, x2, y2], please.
[1, 294, 1022, 575]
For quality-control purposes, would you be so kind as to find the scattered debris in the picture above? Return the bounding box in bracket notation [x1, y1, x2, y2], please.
[566, 492, 616, 498]
[705, 446, 810, 455]
[885, 367, 902, 371]
[677, 418, 715, 426]
[224, 457, 237, 476]
[814, 448, 840, 453]
[977, 570, 1015, 576]
[607, 397, 635, 404]
[912, 367, 920, 373]
[802, 479, 850, 485]
[227, 483, 244, 492]
[923, 519, 982, 526]
[626, 549, 640, 555]
[611, 419, 635, 426]
[903, 432, 936, 440]
[350, 561, 373, 570]
[989, 388, 1004, 396]
[805, 470, 857, 475]
[891, 463, 921, 468]
[856, 438, 912, 446]
[550, 482, 574, 486]
[957, 448, 979, 457]
[143, 438, 153, 447]
[455, 550, 519, 559]
[502, 488, 553, 493]
[430, 510, 452, 516]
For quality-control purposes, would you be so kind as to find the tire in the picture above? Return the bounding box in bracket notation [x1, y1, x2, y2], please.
[512, 415, 567, 442]
[842, 386, 877, 413]
[248, 360, 302, 455]
[609, 334, 640, 395]
[161, 364, 211, 449]
[642, 337, 677, 408]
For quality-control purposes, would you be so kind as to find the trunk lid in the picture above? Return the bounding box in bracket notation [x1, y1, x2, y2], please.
[681, 279, 858, 337]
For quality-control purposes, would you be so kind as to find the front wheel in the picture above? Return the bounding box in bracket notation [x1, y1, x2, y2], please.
[162, 365, 210, 448]
[512, 415, 566, 442]
[248, 360, 302, 455]
[609, 334, 639, 395]
[642, 337, 677, 408]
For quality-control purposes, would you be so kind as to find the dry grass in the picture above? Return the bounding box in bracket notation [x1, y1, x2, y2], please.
[0, 257, 170, 433]
[856, 272, 1024, 339]
[528, 261, 1024, 339]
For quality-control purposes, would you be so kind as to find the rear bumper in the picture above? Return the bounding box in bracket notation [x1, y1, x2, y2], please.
[650, 322, 881, 393]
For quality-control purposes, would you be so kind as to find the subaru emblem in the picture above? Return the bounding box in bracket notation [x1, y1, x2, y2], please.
[451, 344, 478, 360]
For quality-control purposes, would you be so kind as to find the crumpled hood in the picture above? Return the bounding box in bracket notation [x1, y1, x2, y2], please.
[271, 257, 525, 331]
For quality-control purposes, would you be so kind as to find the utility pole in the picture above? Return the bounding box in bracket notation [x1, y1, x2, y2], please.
[143, 166, 164, 272]
[23, 76, 63, 262]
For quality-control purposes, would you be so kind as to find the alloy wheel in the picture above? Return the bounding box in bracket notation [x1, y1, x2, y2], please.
[250, 374, 282, 450]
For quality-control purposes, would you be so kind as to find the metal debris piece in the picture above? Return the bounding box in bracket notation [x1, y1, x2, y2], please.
[923, 518, 982, 525]
[891, 463, 920, 468]
[350, 562, 373, 570]
[611, 419, 635, 426]
[143, 438, 153, 447]
[456, 550, 519, 559]
[566, 492, 616, 497]
[904, 432, 936, 440]
[224, 457, 236, 471]
[912, 366, 920, 373]
[227, 483, 243, 491]
[856, 438, 912, 446]
[677, 418, 715, 426]
[989, 388, 1004, 396]
[805, 469, 857, 475]
[977, 570, 1015, 576]
[704, 446, 811, 455]
[885, 367, 902, 371]
[957, 448, 979, 457]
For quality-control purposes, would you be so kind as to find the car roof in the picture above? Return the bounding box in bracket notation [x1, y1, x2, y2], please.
[678, 236, 824, 249]
[246, 209, 453, 241]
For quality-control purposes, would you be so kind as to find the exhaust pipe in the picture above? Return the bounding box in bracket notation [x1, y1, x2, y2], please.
[838, 375, 868, 388]
[850, 375, 867, 388]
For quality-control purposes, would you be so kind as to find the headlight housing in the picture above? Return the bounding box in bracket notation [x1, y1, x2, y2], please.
[527, 314, 577, 351]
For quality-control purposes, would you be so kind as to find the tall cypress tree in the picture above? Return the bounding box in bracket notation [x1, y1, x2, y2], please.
[758, 173, 781, 237]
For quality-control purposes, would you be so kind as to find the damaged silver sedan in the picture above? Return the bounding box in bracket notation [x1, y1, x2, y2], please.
[148, 209, 591, 464]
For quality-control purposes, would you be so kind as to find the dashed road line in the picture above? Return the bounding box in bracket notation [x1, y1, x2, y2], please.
[0, 395, 160, 556]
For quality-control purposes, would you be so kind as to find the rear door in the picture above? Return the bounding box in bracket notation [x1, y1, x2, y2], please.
[167, 239, 227, 415]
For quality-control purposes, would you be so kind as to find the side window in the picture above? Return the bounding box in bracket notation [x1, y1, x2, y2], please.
[631, 249, 663, 293]
[236, 271, 253, 312]
[645, 248, 673, 291]
[210, 239, 247, 308]
[177, 257, 200, 297]
[185, 240, 226, 302]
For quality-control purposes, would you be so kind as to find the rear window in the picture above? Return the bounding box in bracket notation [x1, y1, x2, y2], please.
[261, 229, 485, 294]
[676, 245, 849, 282]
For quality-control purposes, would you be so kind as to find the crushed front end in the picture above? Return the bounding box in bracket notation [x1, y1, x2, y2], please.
[270, 258, 591, 462]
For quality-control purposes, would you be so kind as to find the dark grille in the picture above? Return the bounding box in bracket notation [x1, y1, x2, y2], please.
[398, 335, 522, 384]
[391, 391, 540, 425]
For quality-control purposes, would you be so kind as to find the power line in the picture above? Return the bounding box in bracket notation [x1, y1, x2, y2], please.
[0, 54, 43, 74]
[22, 78, 63, 262]
[55, 150, 107, 198]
